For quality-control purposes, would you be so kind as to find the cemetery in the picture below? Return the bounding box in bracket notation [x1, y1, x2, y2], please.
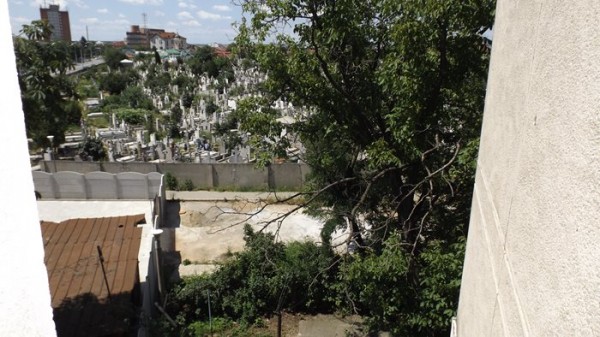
[31, 47, 308, 179]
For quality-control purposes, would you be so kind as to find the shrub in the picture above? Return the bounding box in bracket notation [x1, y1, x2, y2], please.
[164, 172, 178, 190]
[163, 225, 338, 334]
[180, 179, 195, 191]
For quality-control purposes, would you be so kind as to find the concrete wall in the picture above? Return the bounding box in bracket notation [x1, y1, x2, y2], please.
[456, 1, 600, 336]
[0, 2, 57, 335]
[158, 163, 213, 188]
[213, 163, 268, 189]
[41, 161, 309, 190]
[270, 163, 308, 190]
[33, 171, 163, 200]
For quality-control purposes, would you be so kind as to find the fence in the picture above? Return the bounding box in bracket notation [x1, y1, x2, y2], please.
[32, 171, 163, 200]
[39, 161, 311, 190]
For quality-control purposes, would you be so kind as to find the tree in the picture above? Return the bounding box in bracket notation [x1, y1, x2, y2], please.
[234, 0, 495, 335]
[98, 71, 130, 95]
[79, 138, 106, 161]
[13, 20, 81, 147]
[153, 47, 162, 64]
[99, 85, 154, 111]
[188, 45, 234, 82]
[168, 103, 182, 139]
[114, 108, 151, 125]
[103, 47, 127, 70]
[181, 91, 194, 109]
[79, 36, 88, 62]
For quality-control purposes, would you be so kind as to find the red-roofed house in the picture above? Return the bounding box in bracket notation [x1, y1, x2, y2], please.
[150, 32, 187, 50]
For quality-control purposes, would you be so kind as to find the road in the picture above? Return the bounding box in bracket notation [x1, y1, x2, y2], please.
[67, 57, 105, 75]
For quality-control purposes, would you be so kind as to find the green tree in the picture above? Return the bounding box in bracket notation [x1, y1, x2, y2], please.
[144, 67, 171, 93]
[14, 20, 81, 147]
[79, 36, 88, 62]
[188, 45, 234, 82]
[114, 108, 152, 125]
[79, 138, 106, 161]
[120, 85, 154, 110]
[153, 47, 162, 64]
[234, 0, 495, 335]
[98, 69, 139, 95]
[168, 103, 182, 139]
[103, 47, 127, 70]
[181, 91, 194, 109]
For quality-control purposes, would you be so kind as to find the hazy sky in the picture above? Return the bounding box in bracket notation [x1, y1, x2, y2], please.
[7, 0, 243, 44]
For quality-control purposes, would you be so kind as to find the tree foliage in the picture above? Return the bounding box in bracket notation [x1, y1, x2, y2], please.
[103, 47, 127, 70]
[145, 65, 172, 94]
[233, 0, 495, 335]
[114, 108, 152, 125]
[162, 225, 337, 335]
[99, 85, 154, 113]
[188, 45, 235, 83]
[79, 138, 106, 161]
[98, 69, 139, 95]
[13, 20, 81, 147]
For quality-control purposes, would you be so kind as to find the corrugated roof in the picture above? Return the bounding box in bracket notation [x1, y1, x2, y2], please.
[41, 214, 145, 337]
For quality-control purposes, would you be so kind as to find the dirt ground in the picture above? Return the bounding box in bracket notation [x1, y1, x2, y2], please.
[257, 313, 363, 337]
[170, 200, 346, 275]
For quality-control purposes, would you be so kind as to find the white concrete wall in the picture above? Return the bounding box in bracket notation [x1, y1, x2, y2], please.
[456, 1, 600, 336]
[0, 1, 57, 336]
[33, 171, 163, 200]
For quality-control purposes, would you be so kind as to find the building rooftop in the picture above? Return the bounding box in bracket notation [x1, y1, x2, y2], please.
[41, 214, 145, 337]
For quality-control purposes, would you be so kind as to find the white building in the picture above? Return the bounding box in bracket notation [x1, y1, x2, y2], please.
[456, 1, 600, 336]
[150, 32, 187, 50]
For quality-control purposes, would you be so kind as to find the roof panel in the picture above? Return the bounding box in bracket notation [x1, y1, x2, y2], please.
[40, 214, 145, 337]
[75, 218, 95, 244]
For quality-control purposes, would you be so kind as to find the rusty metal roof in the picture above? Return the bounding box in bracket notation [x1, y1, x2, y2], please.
[40, 214, 145, 337]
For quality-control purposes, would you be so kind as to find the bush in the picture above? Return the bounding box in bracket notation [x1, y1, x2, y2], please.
[179, 179, 195, 191]
[164, 172, 178, 190]
[186, 317, 232, 336]
[162, 225, 338, 335]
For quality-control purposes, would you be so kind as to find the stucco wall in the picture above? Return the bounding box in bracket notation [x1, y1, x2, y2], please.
[456, 1, 600, 336]
[0, 2, 57, 335]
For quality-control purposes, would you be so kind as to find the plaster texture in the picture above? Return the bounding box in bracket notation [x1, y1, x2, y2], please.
[456, 1, 600, 336]
[0, 2, 56, 335]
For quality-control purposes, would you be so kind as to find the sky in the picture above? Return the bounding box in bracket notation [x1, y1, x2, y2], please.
[7, 0, 244, 44]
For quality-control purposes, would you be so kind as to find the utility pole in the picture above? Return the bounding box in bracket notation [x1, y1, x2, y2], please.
[142, 12, 148, 48]
[86, 26, 92, 58]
